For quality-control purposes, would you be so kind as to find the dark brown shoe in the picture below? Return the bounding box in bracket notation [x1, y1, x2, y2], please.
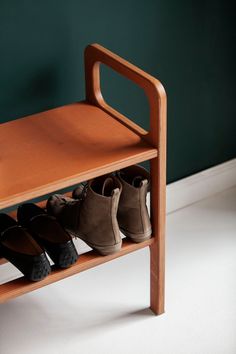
[47, 176, 122, 255]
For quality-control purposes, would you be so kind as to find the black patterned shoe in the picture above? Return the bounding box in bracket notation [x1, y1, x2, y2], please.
[17, 203, 78, 268]
[0, 214, 51, 281]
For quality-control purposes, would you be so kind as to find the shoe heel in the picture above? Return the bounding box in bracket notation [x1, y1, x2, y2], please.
[120, 228, 152, 243]
[48, 241, 79, 269]
[28, 254, 51, 282]
[92, 241, 122, 256]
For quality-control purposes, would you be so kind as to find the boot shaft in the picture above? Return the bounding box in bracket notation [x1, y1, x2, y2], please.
[78, 176, 122, 246]
[117, 165, 151, 239]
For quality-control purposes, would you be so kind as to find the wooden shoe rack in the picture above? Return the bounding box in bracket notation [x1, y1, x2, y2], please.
[0, 44, 166, 315]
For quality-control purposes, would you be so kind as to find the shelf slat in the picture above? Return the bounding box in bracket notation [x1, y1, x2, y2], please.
[0, 238, 154, 303]
[0, 102, 157, 209]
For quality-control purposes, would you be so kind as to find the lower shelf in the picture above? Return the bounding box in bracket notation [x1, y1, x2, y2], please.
[0, 238, 154, 303]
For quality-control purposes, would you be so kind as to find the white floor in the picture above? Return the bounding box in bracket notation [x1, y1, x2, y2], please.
[0, 187, 236, 354]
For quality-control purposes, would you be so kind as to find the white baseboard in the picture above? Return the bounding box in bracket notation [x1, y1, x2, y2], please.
[167, 158, 236, 213]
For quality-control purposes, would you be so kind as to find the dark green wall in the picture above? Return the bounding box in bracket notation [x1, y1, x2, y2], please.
[0, 0, 235, 183]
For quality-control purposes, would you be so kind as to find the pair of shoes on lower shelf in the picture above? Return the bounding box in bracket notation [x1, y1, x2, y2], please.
[47, 165, 152, 256]
[0, 205, 79, 282]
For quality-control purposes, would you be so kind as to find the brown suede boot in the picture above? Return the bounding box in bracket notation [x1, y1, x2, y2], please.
[116, 165, 152, 242]
[47, 176, 122, 255]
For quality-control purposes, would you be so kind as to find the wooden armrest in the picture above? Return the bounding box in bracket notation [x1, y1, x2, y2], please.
[84, 43, 166, 148]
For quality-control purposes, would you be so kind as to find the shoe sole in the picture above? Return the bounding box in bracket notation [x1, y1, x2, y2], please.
[120, 228, 152, 243]
[87, 241, 122, 256]
[66, 229, 122, 256]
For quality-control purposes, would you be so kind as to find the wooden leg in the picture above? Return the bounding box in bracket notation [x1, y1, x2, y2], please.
[150, 240, 165, 315]
[149, 157, 165, 315]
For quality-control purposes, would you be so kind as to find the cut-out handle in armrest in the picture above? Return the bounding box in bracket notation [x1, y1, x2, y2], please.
[84, 43, 166, 148]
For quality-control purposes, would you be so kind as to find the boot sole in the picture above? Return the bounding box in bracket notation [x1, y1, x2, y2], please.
[66, 229, 122, 256]
[120, 228, 152, 243]
[86, 241, 122, 256]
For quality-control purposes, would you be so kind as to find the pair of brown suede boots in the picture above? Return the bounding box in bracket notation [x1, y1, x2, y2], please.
[47, 165, 152, 255]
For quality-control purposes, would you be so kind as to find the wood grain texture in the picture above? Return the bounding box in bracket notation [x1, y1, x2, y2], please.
[0, 102, 156, 209]
[149, 82, 167, 315]
[0, 238, 154, 303]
